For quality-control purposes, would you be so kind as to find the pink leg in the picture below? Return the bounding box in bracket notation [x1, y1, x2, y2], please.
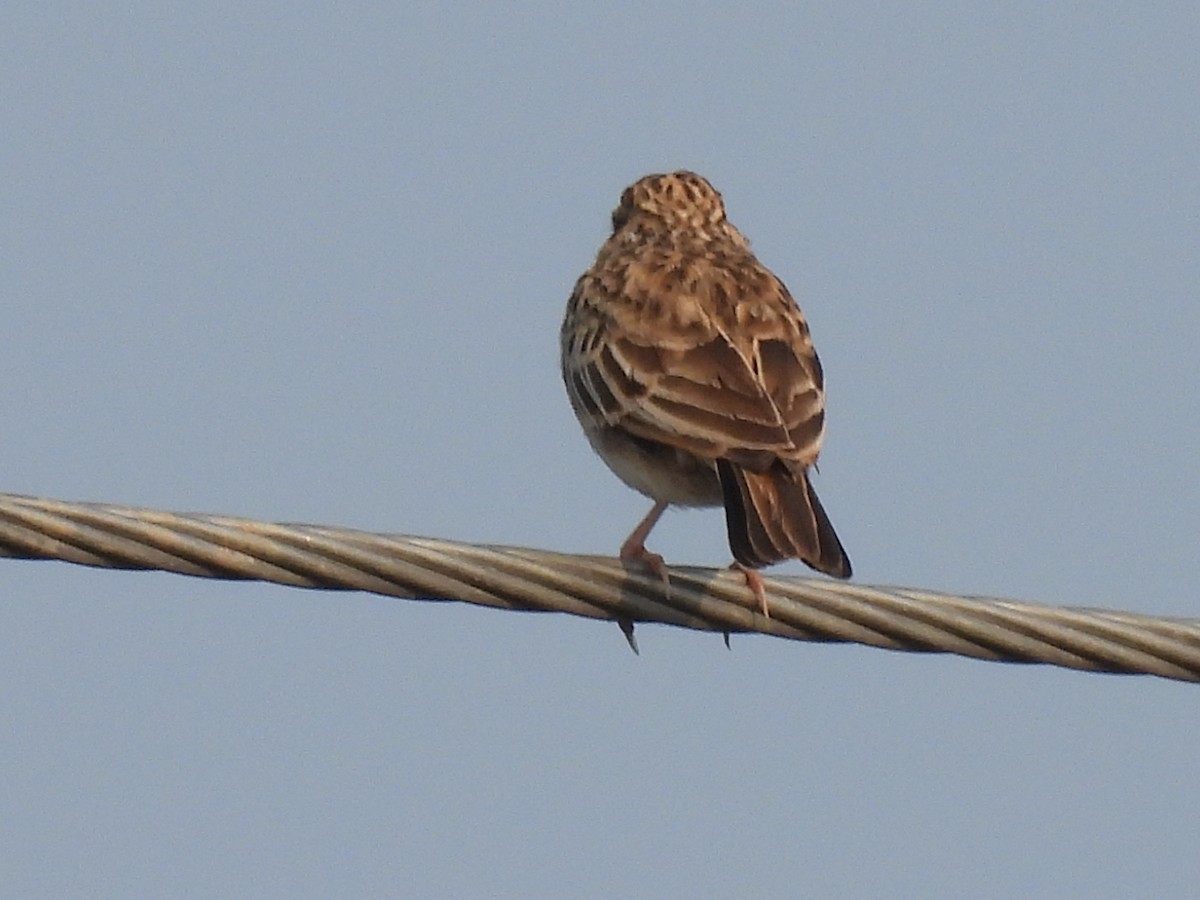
[619, 500, 670, 585]
[732, 562, 770, 619]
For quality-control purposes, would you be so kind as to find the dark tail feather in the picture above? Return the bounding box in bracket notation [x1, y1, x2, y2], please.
[717, 460, 851, 579]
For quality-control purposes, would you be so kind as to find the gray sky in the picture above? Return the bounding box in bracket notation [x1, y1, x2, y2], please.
[3, 3, 1198, 897]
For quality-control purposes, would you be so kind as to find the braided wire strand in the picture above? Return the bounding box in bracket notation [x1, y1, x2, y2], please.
[1, 492, 1197, 681]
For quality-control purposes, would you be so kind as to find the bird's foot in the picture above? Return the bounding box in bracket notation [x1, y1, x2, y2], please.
[619, 538, 671, 590]
[732, 563, 770, 619]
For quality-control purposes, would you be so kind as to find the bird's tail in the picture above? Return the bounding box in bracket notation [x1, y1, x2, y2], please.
[717, 460, 852, 579]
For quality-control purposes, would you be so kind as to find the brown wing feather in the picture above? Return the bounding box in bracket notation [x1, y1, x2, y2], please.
[563, 251, 826, 469]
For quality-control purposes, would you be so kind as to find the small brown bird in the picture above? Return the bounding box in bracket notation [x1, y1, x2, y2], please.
[560, 171, 851, 617]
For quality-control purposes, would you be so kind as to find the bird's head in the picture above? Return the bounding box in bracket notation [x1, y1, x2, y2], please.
[611, 171, 728, 234]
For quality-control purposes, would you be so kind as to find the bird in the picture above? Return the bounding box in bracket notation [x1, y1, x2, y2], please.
[560, 170, 851, 620]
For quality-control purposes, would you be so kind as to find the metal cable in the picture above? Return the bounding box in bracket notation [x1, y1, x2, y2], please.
[0, 492, 1197, 681]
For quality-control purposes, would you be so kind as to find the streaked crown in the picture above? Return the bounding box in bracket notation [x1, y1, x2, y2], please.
[612, 171, 728, 232]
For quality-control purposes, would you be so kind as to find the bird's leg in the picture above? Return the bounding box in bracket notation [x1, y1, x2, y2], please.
[732, 562, 770, 619]
[619, 500, 670, 586]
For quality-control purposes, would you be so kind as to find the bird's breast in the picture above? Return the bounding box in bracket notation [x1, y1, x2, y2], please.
[583, 423, 723, 507]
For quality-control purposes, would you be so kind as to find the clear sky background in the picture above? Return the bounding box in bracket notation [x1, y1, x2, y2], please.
[2, 3, 1198, 898]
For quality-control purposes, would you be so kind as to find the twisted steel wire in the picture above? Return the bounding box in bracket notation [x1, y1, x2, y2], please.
[0, 492, 1197, 681]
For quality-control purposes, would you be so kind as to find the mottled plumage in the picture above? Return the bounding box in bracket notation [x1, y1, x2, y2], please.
[561, 171, 850, 615]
